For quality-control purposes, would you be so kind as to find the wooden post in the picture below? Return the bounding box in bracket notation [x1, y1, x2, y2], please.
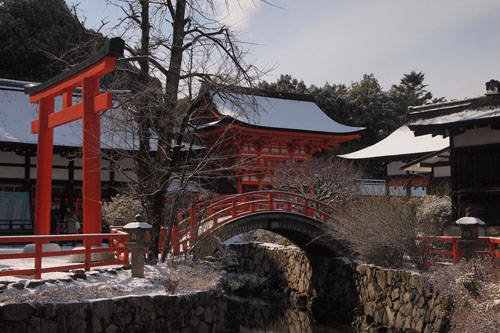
[34, 240, 42, 279]
[190, 207, 197, 247]
[34, 97, 54, 236]
[82, 77, 102, 244]
[452, 239, 458, 264]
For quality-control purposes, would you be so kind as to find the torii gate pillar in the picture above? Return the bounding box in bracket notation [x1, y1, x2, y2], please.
[25, 38, 124, 242]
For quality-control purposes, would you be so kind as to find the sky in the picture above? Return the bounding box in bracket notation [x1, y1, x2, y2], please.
[66, 0, 500, 101]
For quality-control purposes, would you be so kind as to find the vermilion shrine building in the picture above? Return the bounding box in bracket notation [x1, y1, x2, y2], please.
[0, 84, 363, 232]
[198, 89, 364, 193]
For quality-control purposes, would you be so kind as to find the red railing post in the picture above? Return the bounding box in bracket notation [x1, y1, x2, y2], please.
[304, 199, 310, 217]
[190, 208, 197, 248]
[34, 239, 42, 279]
[489, 239, 495, 264]
[84, 236, 92, 271]
[452, 239, 458, 264]
[269, 193, 274, 211]
[231, 198, 237, 218]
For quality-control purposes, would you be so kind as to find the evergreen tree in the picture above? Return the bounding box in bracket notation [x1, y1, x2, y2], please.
[345, 74, 399, 151]
[390, 70, 433, 124]
[259, 74, 307, 94]
[0, 0, 100, 81]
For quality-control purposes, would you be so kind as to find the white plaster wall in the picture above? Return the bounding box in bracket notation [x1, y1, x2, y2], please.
[0, 166, 24, 178]
[74, 169, 83, 181]
[52, 155, 69, 166]
[433, 166, 451, 178]
[0, 151, 24, 163]
[52, 168, 67, 180]
[454, 127, 500, 147]
[114, 170, 136, 182]
[387, 161, 407, 176]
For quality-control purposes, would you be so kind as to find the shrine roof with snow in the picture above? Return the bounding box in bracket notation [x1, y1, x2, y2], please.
[339, 125, 449, 160]
[0, 78, 83, 147]
[208, 89, 364, 135]
[0, 78, 196, 152]
[407, 93, 500, 137]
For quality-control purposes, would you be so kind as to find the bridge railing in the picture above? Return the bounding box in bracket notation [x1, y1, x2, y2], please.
[169, 191, 337, 255]
[0, 230, 130, 279]
[411, 236, 500, 266]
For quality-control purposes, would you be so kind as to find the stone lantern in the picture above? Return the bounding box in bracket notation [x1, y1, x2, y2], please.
[123, 215, 152, 278]
[456, 216, 485, 260]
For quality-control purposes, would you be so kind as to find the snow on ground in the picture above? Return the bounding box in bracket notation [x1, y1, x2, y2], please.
[0, 245, 222, 304]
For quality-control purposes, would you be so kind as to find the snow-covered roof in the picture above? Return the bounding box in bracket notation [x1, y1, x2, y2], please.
[0, 79, 99, 147]
[409, 106, 500, 127]
[339, 125, 449, 160]
[211, 92, 364, 134]
[0, 79, 200, 152]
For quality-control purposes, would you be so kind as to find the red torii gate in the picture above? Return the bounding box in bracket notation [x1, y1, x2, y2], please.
[25, 38, 124, 241]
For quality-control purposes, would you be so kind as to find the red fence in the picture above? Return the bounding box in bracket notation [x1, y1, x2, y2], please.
[416, 236, 500, 265]
[0, 229, 129, 279]
[161, 191, 336, 255]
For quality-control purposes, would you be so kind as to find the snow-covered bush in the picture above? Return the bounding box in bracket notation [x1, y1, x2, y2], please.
[427, 257, 500, 332]
[102, 193, 144, 226]
[331, 196, 442, 270]
[415, 195, 451, 231]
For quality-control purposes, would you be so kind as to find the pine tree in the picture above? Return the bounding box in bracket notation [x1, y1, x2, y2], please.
[390, 70, 433, 124]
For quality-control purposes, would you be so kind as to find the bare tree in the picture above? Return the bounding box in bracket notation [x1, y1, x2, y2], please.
[272, 157, 364, 207]
[98, 0, 264, 258]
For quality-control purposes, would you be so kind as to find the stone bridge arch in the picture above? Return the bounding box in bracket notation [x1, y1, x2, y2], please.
[191, 212, 342, 260]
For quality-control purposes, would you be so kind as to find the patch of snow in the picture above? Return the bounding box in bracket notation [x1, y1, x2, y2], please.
[455, 217, 486, 225]
[224, 234, 246, 245]
[334, 256, 352, 264]
[259, 242, 299, 250]
[409, 106, 500, 126]
[22, 243, 61, 253]
[123, 222, 152, 230]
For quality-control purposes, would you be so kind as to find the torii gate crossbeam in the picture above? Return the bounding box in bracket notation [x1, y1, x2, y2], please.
[24, 38, 124, 242]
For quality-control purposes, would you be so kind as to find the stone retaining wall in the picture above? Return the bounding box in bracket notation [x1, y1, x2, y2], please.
[229, 242, 450, 332]
[0, 290, 225, 332]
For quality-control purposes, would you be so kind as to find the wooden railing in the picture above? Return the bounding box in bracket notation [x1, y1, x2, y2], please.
[162, 191, 336, 255]
[415, 236, 500, 265]
[0, 220, 33, 234]
[0, 230, 129, 279]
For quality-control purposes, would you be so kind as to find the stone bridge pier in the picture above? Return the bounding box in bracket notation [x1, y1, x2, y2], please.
[189, 211, 356, 322]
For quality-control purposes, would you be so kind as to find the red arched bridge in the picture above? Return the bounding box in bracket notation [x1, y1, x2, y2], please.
[160, 191, 340, 259]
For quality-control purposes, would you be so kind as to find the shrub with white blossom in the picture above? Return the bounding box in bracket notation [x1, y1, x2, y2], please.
[102, 193, 144, 226]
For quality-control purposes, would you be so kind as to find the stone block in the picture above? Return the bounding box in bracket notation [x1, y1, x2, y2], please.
[112, 311, 132, 326]
[391, 288, 399, 301]
[204, 306, 212, 323]
[376, 270, 387, 289]
[385, 306, 395, 326]
[0, 303, 35, 322]
[198, 321, 209, 333]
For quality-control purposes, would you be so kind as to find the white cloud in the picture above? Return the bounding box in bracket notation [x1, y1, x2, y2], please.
[215, 0, 261, 29]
